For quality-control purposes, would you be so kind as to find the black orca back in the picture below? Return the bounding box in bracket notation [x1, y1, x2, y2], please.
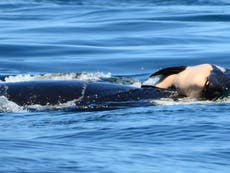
[0, 80, 175, 107]
[150, 66, 187, 78]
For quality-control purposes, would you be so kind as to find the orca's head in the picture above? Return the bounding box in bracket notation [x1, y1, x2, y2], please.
[202, 65, 230, 100]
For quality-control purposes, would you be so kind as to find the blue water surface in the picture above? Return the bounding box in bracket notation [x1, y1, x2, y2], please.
[0, 0, 230, 172]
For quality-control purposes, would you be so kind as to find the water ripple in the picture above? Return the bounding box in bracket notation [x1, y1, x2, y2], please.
[1, 0, 230, 172]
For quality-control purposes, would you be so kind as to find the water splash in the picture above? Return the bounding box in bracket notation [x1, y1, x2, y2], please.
[0, 96, 24, 112]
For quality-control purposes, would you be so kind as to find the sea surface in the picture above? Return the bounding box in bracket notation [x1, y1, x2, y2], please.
[0, 0, 230, 172]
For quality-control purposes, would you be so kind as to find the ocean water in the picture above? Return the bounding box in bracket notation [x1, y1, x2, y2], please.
[1, 0, 230, 172]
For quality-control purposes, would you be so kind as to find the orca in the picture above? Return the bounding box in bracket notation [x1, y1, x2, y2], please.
[0, 80, 176, 108]
[148, 64, 230, 100]
[0, 64, 229, 110]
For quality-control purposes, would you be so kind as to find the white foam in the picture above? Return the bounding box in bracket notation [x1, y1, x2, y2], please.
[25, 99, 78, 111]
[3, 72, 112, 83]
[131, 81, 142, 88]
[0, 96, 24, 112]
[0, 96, 83, 112]
[151, 96, 230, 106]
[77, 72, 112, 81]
[151, 98, 210, 106]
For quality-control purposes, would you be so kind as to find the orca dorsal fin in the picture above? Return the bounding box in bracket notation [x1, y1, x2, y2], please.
[150, 66, 187, 78]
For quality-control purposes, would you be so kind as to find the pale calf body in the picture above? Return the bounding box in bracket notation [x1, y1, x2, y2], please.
[154, 64, 225, 98]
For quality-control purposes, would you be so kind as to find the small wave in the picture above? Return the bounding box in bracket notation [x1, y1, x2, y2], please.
[31, 0, 230, 6]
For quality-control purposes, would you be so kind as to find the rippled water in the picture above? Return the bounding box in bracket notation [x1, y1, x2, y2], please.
[0, 0, 230, 172]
